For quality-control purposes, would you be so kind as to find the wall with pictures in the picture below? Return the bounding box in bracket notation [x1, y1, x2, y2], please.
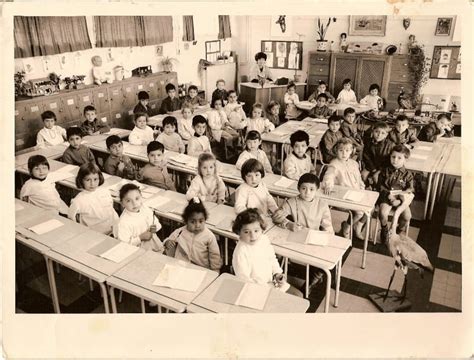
[14, 15, 234, 90]
[234, 15, 461, 97]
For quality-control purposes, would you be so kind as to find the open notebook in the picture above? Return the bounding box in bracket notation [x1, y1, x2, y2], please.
[288, 228, 331, 246]
[213, 279, 271, 311]
[153, 264, 207, 292]
[28, 219, 64, 235]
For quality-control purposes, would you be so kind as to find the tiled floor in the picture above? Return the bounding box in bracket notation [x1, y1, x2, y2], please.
[430, 269, 462, 310]
[438, 233, 462, 262]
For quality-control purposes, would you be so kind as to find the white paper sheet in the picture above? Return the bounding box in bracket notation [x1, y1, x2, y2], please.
[28, 219, 64, 235]
[411, 154, 428, 160]
[276, 282, 291, 293]
[15, 203, 25, 211]
[144, 195, 171, 209]
[306, 230, 331, 246]
[274, 177, 296, 188]
[46, 171, 75, 183]
[416, 146, 432, 151]
[152, 264, 207, 292]
[99, 242, 139, 263]
[57, 164, 77, 174]
[235, 282, 270, 310]
[168, 153, 191, 164]
[343, 190, 364, 203]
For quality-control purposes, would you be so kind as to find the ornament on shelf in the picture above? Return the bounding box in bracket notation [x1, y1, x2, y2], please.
[91, 55, 113, 85]
[403, 18, 411, 30]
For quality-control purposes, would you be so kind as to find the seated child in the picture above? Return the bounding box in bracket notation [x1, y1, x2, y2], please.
[186, 153, 226, 204]
[308, 93, 333, 119]
[360, 83, 383, 112]
[164, 198, 222, 271]
[207, 98, 239, 144]
[20, 155, 68, 214]
[115, 183, 164, 252]
[157, 116, 185, 153]
[137, 141, 176, 191]
[236, 130, 273, 174]
[418, 113, 454, 142]
[308, 81, 335, 103]
[246, 103, 275, 134]
[104, 135, 137, 180]
[133, 91, 153, 117]
[182, 85, 206, 107]
[62, 127, 96, 166]
[322, 138, 366, 239]
[232, 208, 303, 297]
[234, 159, 278, 217]
[68, 163, 118, 235]
[187, 115, 212, 157]
[340, 107, 363, 160]
[266, 100, 282, 127]
[376, 145, 415, 243]
[362, 121, 394, 184]
[159, 83, 182, 114]
[284, 82, 302, 120]
[336, 78, 357, 104]
[319, 115, 343, 164]
[224, 90, 247, 130]
[283, 130, 315, 180]
[178, 104, 195, 141]
[129, 112, 157, 146]
[273, 173, 333, 291]
[388, 115, 418, 148]
[211, 79, 228, 106]
[36, 111, 67, 148]
[80, 105, 110, 136]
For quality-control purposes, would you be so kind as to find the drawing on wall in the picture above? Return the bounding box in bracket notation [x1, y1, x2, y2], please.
[265, 52, 274, 67]
[438, 64, 449, 78]
[42, 56, 50, 72]
[277, 57, 285, 67]
[156, 45, 163, 56]
[59, 53, 69, 70]
[430, 45, 461, 80]
[288, 43, 299, 69]
[264, 42, 272, 52]
[456, 63, 461, 74]
[439, 49, 452, 64]
[276, 42, 287, 58]
[270, 15, 292, 37]
[22, 59, 35, 74]
[435, 17, 453, 36]
[349, 16, 387, 36]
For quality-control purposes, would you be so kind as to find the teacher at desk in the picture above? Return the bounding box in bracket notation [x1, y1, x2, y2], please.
[249, 52, 274, 83]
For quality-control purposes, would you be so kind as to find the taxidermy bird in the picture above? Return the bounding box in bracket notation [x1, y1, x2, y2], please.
[397, 88, 414, 111]
[276, 16, 286, 33]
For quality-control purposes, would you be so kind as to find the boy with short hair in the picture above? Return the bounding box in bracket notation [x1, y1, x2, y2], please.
[283, 130, 315, 180]
[129, 112, 157, 146]
[159, 83, 182, 114]
[187, 115, 211, 157]
[183, 85, 206, 107]
[376, 145, 415, 243]
[104, 135, 137, 180]
[62, 127, 96, 166]
[308, 81, 335, 103]
[340, 107, 364, 160]
[211, 79, 228, 105]
[80, 105, 110, 136]
[319, 115, 343, 164]
[388, 115, 418, 148]
[418, 113, 454, 142]
[137, 141, 176, 191]
[134, 91, 153, 116]
[308, 93, 333, 119]
[36, 110, 67, 148]
[156, 116, 185, 153]
[362, 121, 394, 184]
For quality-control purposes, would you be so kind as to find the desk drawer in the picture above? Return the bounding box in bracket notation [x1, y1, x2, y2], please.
[308, 75, 329, 86]
[310, 53, 331, 64]
[391, 56, 410, 73]
[309, 64, 330, 76]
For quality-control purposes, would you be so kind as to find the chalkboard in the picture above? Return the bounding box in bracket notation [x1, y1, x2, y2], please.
[430, 46, 461, 80]
[260, 40, 303, 70]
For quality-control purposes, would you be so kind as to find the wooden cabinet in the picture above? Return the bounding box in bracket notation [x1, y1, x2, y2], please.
[386, 55, 412, 111]
[307, 52, 331, 99]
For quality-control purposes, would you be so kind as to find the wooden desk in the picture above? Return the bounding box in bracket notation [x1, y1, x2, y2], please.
[148, 106, 210, 128]
[15, 143, 68, 167]
[187, 273, 310, 313]
[107, 251, 219, 313]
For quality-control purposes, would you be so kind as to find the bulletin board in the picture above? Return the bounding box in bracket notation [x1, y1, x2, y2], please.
[429, 46, 461, 80]
[260, 40, 303, 70]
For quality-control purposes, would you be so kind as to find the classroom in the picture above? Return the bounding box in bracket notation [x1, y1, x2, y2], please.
[13, 13, 462, 315]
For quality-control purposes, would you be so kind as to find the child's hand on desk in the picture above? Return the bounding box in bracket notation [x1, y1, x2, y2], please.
[217, 198, 225, 205]
[323, 184, 333, 195]
[139, 231, 153, 241]
[287, 222, 303, 232]
[164, 239, 177, 254]
[273, 273, 287, 288]
[271, 209, 286, 223]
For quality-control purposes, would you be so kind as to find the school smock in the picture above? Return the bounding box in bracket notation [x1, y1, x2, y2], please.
[159, 97, 182, 114]
[185, 174, 226, 203]
[177, 117, 194, 141]
[115, 205, 164, 252]
[284, 93, 302, 119]
[36, 126, 67, 148]
[20, 176, 68, 214]
[234, 182, 278, 216]
[225, 103, 247, 130]
[137, 162, 176, 191]
[283, 152, 314, 181]
[129, 125, 155, 145]
[360, 94, 383, 111]
[246, 117, 275, 134]
[62, 145, 96, 166]
[322, 157, 365, 190]
[280, 195, 334, 233]
[164, 226, 222, 271]
[236, 150, 273, 174]
[156, 132, 185, 153]
[80, 118, 110, 136]
[187, 134, 211, 157]
[388, 127, 418, 145]
[207, 109, 230, 142]
[232, 234, 282, 284]
[249, 64, 273, 82]
[336, 89, 357, 104]
[319, 129, 343, 164]
[104, 154, 136, 180]
[68, 187, 118, 234]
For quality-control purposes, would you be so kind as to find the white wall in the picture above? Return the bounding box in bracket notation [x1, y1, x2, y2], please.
[14, 15, 233, 89]
[234, 15, 461, 96]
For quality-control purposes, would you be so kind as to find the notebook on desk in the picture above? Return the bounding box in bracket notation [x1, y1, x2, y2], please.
[288, 228, 330, 247]
[213, 278, 270, 311]
[153, 264, 207, 292]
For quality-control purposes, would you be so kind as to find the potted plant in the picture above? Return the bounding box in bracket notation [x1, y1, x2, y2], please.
[407, 44, 430, 107]
[14, 70, 26, 99]
[48, 72, 62, 91]
[316, 17, 336, 52]
[160, 56, 178, 73]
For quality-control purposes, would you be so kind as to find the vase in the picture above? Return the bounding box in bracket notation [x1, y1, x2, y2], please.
[317, 40, 328, 52]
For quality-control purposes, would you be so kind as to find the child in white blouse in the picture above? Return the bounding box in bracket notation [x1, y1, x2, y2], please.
[115, 183, 164, 252]
[224, 90, 247, 130]
[207, 98, 239, 145]
[68, 162, 118, 235]
[20, 155, 68, 215]
[232, 208, 303, 297]
[178, 104, 195, 141]
[360, 83, 383, 112]
[246, 103, 275, 134]
[234, 158, 278, 217]
[236, 130, 273, 173]
[187, 115, 212, 157]
[283, 130, 315, 180]
[156, 116, 185, 153]
[336, 78, 357, 104]
[129, 112, 158, 146]
[284, 82, 303, 120]
[186, 153, 226, 204]
[164, 198, 222, 271]
[36, 111, 67, 149]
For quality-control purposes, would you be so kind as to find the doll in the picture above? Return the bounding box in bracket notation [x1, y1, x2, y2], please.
[91, 55, 113, 85]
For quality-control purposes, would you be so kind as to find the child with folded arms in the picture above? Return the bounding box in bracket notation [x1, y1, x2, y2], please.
[183, 85, 206, 108]
[224, 90, 247, 131]
[104, 135, 137, 180]
[266, 101, 282, 127]
[283, 130, 315, 180]
[137, 141, 176, 191]
[36, 111, 67, 149]
[157, 116, 185, 153]
[129, 112, 158, 146]
[246, 103, 275, 134]
[187, 115, 212, 157]
[388, 115, 418, 148]
[319, 115, 343, 164]
[236, 130, 273, 174]
[308, 93, 333, 119]
[62, 127, 96, 166]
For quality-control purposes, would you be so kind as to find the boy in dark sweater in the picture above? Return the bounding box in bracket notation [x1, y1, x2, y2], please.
[211, 79, 228, 106]
[159, 83, 182, 114]
[133, 91, 153, 116]
[340, 107, 363, 161]
[388, 115, 418, 148]
[308, 93, 333, 119]
[319, 115, 343, 164]
[418, 113, 454, 142]
[183, 85, 206, 107]
[62, 127, 96, 166]
[80, 105, 110, 136]
[103, 135, 137, 180]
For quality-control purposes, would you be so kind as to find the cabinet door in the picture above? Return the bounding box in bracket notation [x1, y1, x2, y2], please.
[92, 88, 110, 114]
[108, 85, 124, 112]
[330, 55, 358, 98]
[357, 58, 389, 99]
[156, 76, 167, 99]
[61, 94, 83, 125]
[123, 82, 137, 111]
[19, 101, 44, 134]
[145, 77, 159, 99]
[42, 97, 66, 125]
[76, 91, 94, 115]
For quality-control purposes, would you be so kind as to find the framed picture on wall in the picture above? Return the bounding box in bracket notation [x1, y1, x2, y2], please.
[435, 17, 453, 36]
[348, 16, 387, 36]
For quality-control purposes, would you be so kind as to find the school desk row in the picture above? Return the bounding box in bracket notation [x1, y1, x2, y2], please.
[14, 159, 352, 311]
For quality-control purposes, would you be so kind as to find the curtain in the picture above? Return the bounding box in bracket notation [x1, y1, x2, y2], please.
[14, 16, 92, 58]
[142, 16, 173, 45]
[182, 16, 195, 42]
[218, 15, 231, 40]
[95, 16, 145, 48]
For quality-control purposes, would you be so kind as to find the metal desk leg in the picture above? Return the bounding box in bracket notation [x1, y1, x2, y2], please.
[99, 282, 110, 313]
[437, 173, 445, 200]
[224, 238, 228, 266]
[305, 265, 309, 298]
[280, 144, 284, 175]
[140, 298, 146, 313]
[322, 269, 332, 313]
[423, 172, 433, 220]
[429, 172, 441, 220]
[109, 286, 118, 313]
[334, 261, 342, 307]
[45, 257, 60, 314]
[361, 212, 370, 269]
[284, 257, 288, 275]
